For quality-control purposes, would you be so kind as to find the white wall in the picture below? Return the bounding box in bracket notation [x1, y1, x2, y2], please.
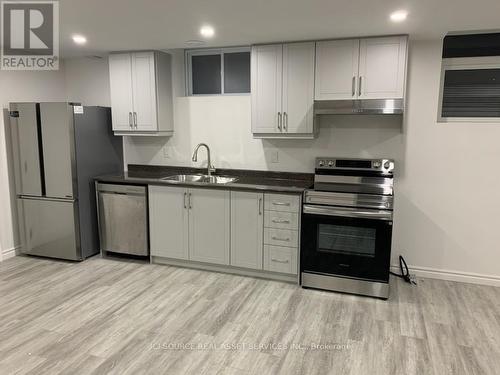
[2, 41, 500, 286]
[392, 40, 500, 285]
[124, 97, 403, 170]
[64, 57, 111, 106]
[0, 65, 67, 259]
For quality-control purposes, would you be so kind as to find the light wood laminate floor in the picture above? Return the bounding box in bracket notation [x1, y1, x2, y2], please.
[1, 255, 499, 375]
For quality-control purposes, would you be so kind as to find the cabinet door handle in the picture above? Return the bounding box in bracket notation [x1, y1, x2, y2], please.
[258, 197, 263, 215]
[188, 193, 192, 209]
[283, 112, 288, 131]
[129, 112, 133, 128]
[358, 76, 363, 97]
[272, 201, 290, 207]
[352, 76, 356, 97]
[272, 219, 290, 224]
[271, 258, 289, 264]
[272, 236, 290, 242]
[277, 112, 282, 131]
[133, 112, 138, 129]
[184, 192, 187, 209]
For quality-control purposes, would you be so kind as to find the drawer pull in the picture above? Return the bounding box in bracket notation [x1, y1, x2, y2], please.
[272, 236, 290, 242]
[272, 202, 291, 206]
[272, 219, 290, 224]
[271, 258, 289, 264]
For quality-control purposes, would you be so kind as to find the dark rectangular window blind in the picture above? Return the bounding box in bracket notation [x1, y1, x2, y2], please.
[443, 33, 500, 58]
[441, 69, 500, 118]
[224, 52, 251, 93]
[191, 54, 221, 95]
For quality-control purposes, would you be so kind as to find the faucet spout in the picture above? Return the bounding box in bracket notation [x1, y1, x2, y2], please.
[192, 143, 216, 176]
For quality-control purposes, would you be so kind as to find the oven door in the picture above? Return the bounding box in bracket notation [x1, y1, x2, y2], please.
[301, 205, 393, 283]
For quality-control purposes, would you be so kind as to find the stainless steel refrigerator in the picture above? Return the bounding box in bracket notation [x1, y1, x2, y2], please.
[9, 102, 123, 261]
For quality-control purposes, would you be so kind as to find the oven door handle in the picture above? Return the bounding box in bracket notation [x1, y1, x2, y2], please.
[303, 205, 393, 221]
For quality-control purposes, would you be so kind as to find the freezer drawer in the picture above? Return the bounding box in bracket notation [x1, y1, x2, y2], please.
[18, 197, 81, 260]
[97, 184, 148, 256]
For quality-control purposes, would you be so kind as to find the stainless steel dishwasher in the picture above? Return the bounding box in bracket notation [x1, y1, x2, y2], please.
[96, 183, 148, 256]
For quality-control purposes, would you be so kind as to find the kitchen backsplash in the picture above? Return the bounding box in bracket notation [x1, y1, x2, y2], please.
[123, 96, 404, 173]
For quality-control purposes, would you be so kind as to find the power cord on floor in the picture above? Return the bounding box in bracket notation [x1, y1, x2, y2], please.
[390, 255, 417, 285]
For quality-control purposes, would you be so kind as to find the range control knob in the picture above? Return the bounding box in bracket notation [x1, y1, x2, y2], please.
[384, 161, 391, 169]
[373, 161, 382, 168]
[318, 160, 325, 167]
[328, 161, 334, 167]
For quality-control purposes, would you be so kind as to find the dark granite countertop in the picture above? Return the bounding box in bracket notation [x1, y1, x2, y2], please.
[95, 164, 313, 194]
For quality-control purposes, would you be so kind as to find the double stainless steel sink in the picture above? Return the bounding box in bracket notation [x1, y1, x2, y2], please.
[161, 174, 238, 185]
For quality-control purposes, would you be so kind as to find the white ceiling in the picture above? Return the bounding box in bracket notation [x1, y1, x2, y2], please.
[60, 0, 500, 57]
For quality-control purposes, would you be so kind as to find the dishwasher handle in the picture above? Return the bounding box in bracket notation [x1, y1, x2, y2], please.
[97, 183, 146, 196]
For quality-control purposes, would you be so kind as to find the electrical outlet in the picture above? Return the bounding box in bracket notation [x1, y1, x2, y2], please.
[163, 145, 170, 159]
[271, 150, 279, 163]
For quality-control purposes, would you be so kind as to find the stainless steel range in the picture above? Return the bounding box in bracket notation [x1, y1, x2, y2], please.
[300, 157, 395, 299]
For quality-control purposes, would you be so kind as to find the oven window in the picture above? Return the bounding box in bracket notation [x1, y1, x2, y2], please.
[317, 224, 376, 257]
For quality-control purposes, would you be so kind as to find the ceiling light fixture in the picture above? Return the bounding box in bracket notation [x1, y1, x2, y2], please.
[72, 34, 87, 45]
[390, 10, 408, 22]
[200, 25, 215, 38]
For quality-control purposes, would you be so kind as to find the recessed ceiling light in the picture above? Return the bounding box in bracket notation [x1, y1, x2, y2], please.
[200, 26, 215, 38]
[390, 10, 408, 22]
[72, 34, 87, 45]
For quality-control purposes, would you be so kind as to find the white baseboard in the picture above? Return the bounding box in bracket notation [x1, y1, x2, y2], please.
[391, 264, 500, 287]
[2, 245, 21, 260]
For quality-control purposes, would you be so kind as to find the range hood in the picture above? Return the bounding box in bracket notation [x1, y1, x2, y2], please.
[314, 99, 404, 115]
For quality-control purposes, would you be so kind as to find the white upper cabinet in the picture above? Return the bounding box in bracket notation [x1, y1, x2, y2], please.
[108, 51, 173, 136]
[315, 35, 408, 100]
[358, 36, 408, 99]
[251, 44, 283, 134]
[282, 42, 315, 134]
[108, 54, 134, 131]
[251, 42, 316, 138]
[315, 39, 360, 100]
[131, 52, 157, 131]
[230, 191, 264, 270]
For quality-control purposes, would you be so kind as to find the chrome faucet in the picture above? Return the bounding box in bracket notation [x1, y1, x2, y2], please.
[192, 143, 216, 176]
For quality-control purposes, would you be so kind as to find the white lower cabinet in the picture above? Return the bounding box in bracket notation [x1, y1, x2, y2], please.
[149, 186, 300, 278]
[263, 193, 301, 275]
[189, 188, 230, 265]
[264, 228, 298, 248]
[264, 245, 297, 274]
[230, 191, 264, 270]
[148, 186, 230, 265]
[149, 185, 189, 259]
